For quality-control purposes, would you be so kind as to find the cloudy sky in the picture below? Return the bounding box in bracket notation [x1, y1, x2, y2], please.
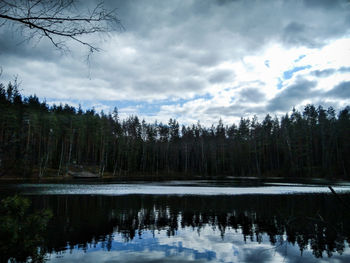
[1, 0, 350, 125]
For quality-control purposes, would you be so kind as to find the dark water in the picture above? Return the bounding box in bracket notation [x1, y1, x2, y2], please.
[1, 179, 350, 262]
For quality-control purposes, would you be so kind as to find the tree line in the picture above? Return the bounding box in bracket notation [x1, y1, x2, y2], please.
[0, 81, 349, 178]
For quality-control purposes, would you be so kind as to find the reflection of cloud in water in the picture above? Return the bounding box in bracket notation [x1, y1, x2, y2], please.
[46, 225, 350, 263]
[157, 227, 241, 262]
[48, 250, 208, 263]
[156, 227, 289, 263]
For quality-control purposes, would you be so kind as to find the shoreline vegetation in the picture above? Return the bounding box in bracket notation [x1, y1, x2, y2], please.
[0, 81, 349, 180]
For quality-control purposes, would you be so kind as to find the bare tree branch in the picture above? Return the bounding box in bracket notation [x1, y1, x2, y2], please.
[0, 0, 123, 52]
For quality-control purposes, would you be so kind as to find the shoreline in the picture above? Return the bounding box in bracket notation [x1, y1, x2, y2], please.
[0, 175, 348, 184]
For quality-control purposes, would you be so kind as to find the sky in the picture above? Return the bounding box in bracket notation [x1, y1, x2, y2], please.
[1, 0, 350, 126]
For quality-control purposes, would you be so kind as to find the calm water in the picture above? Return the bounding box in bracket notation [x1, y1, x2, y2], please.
[1, 178, 350, 262]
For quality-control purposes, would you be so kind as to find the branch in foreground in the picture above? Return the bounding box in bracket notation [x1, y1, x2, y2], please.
[0, 0, 123, 52]
[328, 186, 350, 210]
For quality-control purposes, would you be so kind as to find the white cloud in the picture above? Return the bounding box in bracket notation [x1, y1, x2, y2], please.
[1, 0, 350, 125]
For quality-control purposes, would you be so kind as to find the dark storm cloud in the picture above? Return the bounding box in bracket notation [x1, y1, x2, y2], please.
[282, 22, 318, 47]
[2, 0, 350, 59]
[241, 246, 273, 263]
[106, 0, 350, 52]
[339, 66, 350, 73]
[208, 69, 234, 84]
[326, 81, 350, 98]
[302, 0, 343, 9]
[284, 22, 305, 34]
[239, 88, 266, 102]
[311, 68, 336, 78]
[0, 28, 58, 62]
[280, 1, 350, 48]
[267, 78, 318, 112]
[311, 66, 350, 78]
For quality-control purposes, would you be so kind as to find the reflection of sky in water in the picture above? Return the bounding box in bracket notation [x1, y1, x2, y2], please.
[6, 181, 350, 262]
[17, 183, 350, 196]
[46, 225, 350, 263]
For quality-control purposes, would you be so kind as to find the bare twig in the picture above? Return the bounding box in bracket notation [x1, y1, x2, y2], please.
[328, 186, 350, 210]
[0, 0, 123, 52]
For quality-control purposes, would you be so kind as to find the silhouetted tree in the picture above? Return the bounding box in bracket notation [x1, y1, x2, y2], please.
[0, 82, 349, 178]
[0, 0, 122, 52]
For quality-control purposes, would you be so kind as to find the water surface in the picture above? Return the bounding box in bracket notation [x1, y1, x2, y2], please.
[8, 178, 350, 196]
[1, 179, 350, 262]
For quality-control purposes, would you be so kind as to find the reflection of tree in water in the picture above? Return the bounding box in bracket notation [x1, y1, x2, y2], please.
[30, 194, 350, 259]
[0, 196, 52, 263]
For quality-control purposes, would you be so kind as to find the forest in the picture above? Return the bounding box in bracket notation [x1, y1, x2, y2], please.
[0, 81, 349, 179]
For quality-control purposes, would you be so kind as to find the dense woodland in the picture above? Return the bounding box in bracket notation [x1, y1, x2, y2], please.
[0, 81, 349, 178]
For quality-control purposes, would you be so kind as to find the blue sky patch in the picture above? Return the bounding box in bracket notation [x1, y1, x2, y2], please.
[294, 54, 306, 63]
[277, 78, 283, 90]
[283, 65, 311, 80]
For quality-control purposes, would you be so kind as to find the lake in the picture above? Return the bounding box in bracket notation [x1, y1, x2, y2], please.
[1, 178, 350, 262]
